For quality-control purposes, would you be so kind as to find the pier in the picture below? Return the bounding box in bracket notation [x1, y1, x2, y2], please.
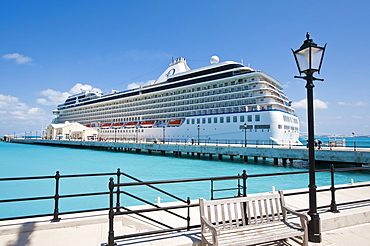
[8, 138, 370, 166]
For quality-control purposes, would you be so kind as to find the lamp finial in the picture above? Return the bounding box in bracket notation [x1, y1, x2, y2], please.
[306, 32, 310, 40]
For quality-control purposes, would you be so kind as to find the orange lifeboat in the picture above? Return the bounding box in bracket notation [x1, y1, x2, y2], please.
[141, 121, 155, 127]
[168, 119, 182, 126]
[101, 123, 111, 128]
[112, 123, 124, 128]
[125, 122, 137, 128]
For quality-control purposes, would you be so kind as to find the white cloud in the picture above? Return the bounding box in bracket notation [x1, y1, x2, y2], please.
[69, 83, 102, 95]
[354, 101, 368, 106]
[0, 94, 50, 133]
[127, 80, 155, 90]
[338, 101, 368, 106]
[2, 53, 33, 65]
[37, 83, 102, 106]
[351, 115, 370, 119]
[37, 89, 70, 106]
[292, 99, 328, 110]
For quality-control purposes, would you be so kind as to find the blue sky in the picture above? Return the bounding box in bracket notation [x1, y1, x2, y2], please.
[0, 0, 369, 136]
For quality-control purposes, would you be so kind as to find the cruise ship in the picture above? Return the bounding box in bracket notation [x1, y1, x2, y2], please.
[52, 56, 300, 145]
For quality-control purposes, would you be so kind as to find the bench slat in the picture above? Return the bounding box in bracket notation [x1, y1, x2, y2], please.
[203, 222, 304, 246]
[199, 191, 307, 246]
[226, 202, 232, 229]
[233, 202, 239, 228]
[214, 204, 219, 228]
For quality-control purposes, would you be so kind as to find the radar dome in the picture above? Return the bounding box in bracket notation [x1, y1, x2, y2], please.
[210, 55, 220, 64]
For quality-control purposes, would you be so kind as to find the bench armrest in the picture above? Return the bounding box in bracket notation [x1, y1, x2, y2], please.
[200, 215, 219, 235]
[282, 204, 308, 245]
[282, 205, 309, 222]
[200, 215, 220, 245]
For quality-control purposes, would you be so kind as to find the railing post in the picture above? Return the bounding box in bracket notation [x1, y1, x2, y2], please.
[116, 168, 121, 212]
[242, 170, 247, 197]
[186, 197, 191, 231]
[329, 164, 340, 213]
[242, 170, 248, 224]
[354, 140, 357, 151]
[237, 174, 241, 197]
[52, 171, 61, 222]
[108, 177, 115, 246]
[210, 180, 214, 200]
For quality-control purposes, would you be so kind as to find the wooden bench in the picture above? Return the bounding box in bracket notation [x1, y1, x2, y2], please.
[199, 191, 308, 246]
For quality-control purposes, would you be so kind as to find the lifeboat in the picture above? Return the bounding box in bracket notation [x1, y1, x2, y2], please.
[125, 122, 137, 128]
[168, 119, 182, 126]
[112, 123, 124, 128]
[101, 124, 111, 129]
[140, 121, 155, 127]
[85, 125, 91, 128]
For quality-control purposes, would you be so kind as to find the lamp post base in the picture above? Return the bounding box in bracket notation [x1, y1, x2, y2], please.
[308, 213, 322, 243]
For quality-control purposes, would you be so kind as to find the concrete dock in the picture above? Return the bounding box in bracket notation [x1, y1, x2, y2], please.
[8, 139, 370, 166]
[1, 182, 370, 246]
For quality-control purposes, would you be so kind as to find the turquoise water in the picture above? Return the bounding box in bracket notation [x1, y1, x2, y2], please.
[0, 140, 369, 219]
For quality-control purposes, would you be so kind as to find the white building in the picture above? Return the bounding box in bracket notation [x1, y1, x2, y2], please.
[46, 122, 98, 140]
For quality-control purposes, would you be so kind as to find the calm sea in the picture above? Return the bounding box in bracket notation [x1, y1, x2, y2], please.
[0, 139, 369, 219]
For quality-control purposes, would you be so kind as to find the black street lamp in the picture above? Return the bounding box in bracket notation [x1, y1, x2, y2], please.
[243, 123, 248, 147]
[292, 32, 326, 243]
[197, 125, 200, 145]
[163, 126, 166, 144]
[135, 126, 138, 143]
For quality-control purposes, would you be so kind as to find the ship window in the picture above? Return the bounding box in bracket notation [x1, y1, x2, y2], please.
[187, 119, 190, 124]
[226, 117, 230, 123]
[233, 116, 237, 122]
[220, 117, 224, 123]
[208, 118, 212, 123]
[240, 116, 245, 122]
[214, 117, 218, 123]
[191, 119, 195, 124]
[255, 115, 260, 121]
[197, 118, 200, 124]
[247, 115, 252, 122]
[202, 118, 206, 124]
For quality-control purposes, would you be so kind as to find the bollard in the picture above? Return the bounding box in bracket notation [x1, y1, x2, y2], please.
[156, 196, 162, 205]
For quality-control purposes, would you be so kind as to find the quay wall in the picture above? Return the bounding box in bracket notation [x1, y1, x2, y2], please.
[8, 139, 370, 165]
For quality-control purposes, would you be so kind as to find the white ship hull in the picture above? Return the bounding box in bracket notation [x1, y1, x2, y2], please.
[98, 110, 300, 145]
[53, 57, 301, 145]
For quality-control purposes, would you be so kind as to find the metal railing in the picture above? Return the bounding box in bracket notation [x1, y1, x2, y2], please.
[1, 165, 369, 245]
[0, 170, 121, 221]
[107, 166, 370, 246]
[26, 136, 369, 150]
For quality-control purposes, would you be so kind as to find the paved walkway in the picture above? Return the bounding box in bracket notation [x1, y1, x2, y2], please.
[1, 182, 370, 246]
